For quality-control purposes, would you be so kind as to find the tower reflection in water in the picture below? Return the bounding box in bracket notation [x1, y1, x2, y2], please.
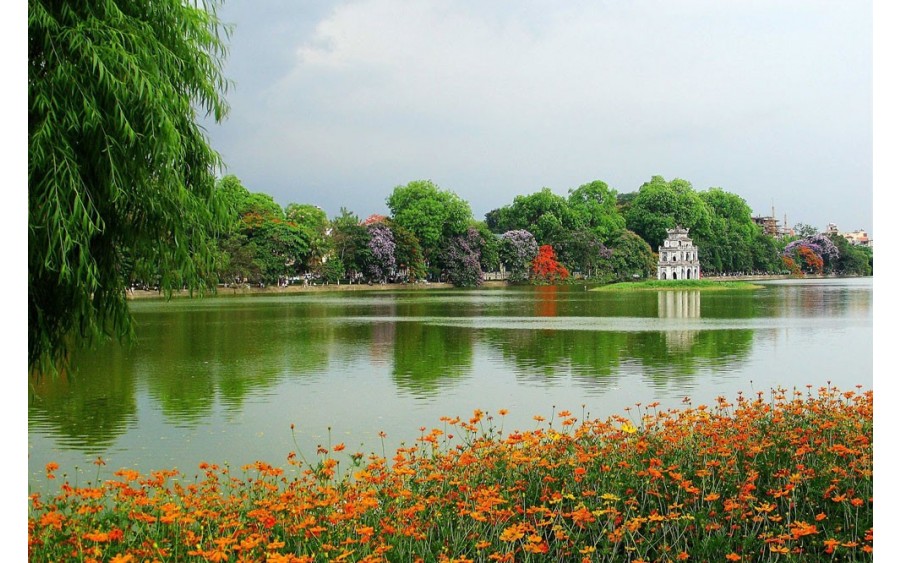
[657, 291, 701, 351]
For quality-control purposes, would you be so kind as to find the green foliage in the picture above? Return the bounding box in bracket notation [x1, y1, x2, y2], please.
[567, 180, 626, 243]
[29, 0, 231, 373]
[699, 188, 764, 273]
[386, 180, 472, 261]
[215, 176, 312, 284]
[606, 230, 657, 281]
[251, 220, 311, 283]
[489, 187, 576, 245]
[330, 208, 371, 280]
[625, 177, 715, 257]
[322, 256, 346, 284]
[827, 235, 872, 276]
[215, 233, 261, 285]
[388, 221, 427, 282]
[471, 222, 501, 272]
[286, 203, 330, 268]
[553, 229, 612, 279]
[624, 177, 785, 273]
[794, 223, 819, 237]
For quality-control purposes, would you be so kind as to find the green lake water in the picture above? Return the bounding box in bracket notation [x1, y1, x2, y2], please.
[28, 278, 872, 492]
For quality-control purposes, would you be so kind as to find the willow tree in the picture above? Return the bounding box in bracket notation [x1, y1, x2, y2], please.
[28, 0, 231, 373]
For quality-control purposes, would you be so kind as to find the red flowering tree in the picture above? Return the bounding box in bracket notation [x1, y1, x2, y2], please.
[798, 246, 824, 274]
[781, 255, 802, 278]
[531, 245, 570, 283]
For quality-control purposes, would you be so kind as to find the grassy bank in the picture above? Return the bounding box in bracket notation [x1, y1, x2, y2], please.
[28, 386, 872, 561]
[594, 279, 765, 292]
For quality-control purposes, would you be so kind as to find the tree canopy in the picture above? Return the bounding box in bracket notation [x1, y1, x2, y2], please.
[29, 0, 231, 373]
[487, 187, 575, 245]
[624, 176, 714, 253]
[386, 180, 472, 262]
[567, 180, 626, 243]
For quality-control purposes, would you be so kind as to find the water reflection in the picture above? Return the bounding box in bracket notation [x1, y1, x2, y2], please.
[658, 291, 701, 351]
[392, 323, 474, 395]
[29, 353, 138, 452]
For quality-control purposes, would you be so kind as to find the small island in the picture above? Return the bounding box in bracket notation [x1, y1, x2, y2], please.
[593, 279, 764, 291]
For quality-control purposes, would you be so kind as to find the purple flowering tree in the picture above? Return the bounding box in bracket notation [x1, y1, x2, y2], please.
[366, 223, 396, 283]
[440, 227, 484, 287]
[783, 234, 840, 261]
[500, 230, 539, 282]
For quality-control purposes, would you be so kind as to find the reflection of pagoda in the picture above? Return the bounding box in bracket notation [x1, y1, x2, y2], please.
[657, 291, 701, 319]
[657, 226, 700, 280]
[658, 290, 701, 351]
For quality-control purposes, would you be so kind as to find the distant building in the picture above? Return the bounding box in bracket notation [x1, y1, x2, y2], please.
[843, 229, 872, 247]
[657, 226, 700, 280]
[752, 215, 779, 237]
[753, 210, 794, 238]
[825, 223, 872, 247]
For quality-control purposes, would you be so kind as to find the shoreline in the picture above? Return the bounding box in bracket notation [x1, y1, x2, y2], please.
[126, 274, 866, 300]
[126, 280, 509, 300]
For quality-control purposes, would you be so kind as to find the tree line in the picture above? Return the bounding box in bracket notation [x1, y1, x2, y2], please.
[200, 175, 872, 291]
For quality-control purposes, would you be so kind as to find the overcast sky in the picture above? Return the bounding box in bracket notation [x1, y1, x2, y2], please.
[203, 0, 873, 234]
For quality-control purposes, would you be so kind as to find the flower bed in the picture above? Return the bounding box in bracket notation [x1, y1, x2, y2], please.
[29, 386, 872, 562]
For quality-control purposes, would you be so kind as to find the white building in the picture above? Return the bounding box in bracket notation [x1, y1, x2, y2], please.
[657, 226, 700, 280]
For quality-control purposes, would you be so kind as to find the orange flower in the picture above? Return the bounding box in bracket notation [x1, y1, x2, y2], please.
[499, 524, 526, 542]
[83, 531, 110, 543]
[38, 511, 65, 530]
[725, 555, 741, 562]
[790, 521, 818, 539]
[823, 538, 840, 554]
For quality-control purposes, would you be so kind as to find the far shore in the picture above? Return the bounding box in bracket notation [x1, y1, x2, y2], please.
[126, 280, 506, 300]
[125, 273, 849, 300]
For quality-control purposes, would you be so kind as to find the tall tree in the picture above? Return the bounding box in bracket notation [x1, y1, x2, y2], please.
[499, 230, 539, 282]
[531, 245, 570, 283]
[286, 203, 330, 270]
[624, 176, 715, 268]
[439, 227, 484, 287]
[217, 176, 311, 284]
[388, 221, 427, 282]
[29, 0, 231, 372]
[365, 222, 396, 283]
[386, 180, 472, 263]
[699, 188, 761, 273]
[567, 180, 626, 243]
[554, 229, 612, 279]
[488, 187, 575, 245]
[330, 208, 371, 281]
[607, 230, 657, 281]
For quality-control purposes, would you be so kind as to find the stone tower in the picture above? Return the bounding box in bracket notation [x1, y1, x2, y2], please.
[657, 226, 700, 280]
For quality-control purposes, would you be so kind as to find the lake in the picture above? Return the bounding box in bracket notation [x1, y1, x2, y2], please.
[28, 278, 872, 492]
